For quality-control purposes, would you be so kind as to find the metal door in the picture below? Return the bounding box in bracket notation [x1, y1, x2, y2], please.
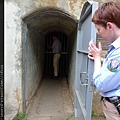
[74, 1, 98, 120]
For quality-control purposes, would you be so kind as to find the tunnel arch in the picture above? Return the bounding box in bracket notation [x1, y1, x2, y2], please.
[23, 7, 78, 37]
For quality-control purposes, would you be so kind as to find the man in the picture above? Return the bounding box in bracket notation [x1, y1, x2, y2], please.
[88, 2, 120, 120]
[48, 36, 61, 78]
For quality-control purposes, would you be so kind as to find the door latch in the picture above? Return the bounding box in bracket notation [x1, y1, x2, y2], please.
[80, 72, 88, 86]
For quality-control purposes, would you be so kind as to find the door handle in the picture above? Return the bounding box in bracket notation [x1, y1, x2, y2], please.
[80, 72, 88, 86]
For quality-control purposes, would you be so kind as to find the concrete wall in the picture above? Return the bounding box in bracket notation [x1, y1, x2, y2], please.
[68, 29, 77, 101]
[25, 27, 44, 110]
[5, 2, 23, 120]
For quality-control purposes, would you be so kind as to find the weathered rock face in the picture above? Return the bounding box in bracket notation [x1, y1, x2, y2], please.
[5, 0, 120, 119]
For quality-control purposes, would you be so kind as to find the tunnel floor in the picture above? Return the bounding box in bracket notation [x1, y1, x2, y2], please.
[26, 76, 77, 120]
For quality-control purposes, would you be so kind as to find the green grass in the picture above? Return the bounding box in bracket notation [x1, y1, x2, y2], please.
[15, 111, 26, 120]
[92, 111, 105, 117]
[66, 114, 74, 120]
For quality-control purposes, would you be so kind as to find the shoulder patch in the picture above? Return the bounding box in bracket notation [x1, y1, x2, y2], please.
[107, 59, 120, 72]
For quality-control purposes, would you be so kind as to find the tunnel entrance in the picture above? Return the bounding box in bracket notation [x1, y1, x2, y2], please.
[22, 8, 78, 112]
[44, 32, 68, 76]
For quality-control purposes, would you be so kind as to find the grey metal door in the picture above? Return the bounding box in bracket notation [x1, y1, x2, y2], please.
[74, 1, 98, 120]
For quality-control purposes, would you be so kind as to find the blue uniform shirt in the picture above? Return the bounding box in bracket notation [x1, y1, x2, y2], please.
[52, 39, 61, 54]
[93, 36, 120, 97]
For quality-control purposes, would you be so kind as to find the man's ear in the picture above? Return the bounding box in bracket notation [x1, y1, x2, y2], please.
[107, 22, 113, 30]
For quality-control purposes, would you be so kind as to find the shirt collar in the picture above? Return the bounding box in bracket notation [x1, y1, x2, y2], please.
[111, 36, 120, 48]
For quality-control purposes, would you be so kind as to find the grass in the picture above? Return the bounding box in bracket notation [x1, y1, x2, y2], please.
[92, 111, 105, 117]
[66, 114, 74, 120]
[14, 111, 26, 120]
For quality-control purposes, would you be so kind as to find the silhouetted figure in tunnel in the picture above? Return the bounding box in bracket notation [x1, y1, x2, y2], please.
[48, 36, 61, 78]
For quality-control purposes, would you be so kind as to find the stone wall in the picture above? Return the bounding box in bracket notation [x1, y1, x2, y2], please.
[25, 27, 44, 111]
